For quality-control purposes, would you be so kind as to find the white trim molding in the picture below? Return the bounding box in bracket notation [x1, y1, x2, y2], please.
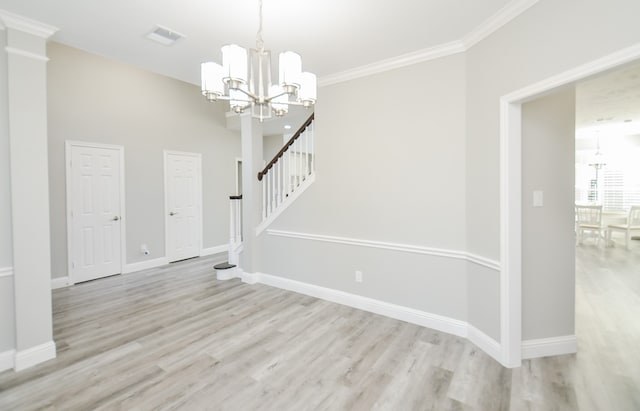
[266, 229, 500, 271]
[257, 272, 468, 338]
[0, 266, 13, 278]
[499, 42, 640, 368]
[230, 269, 503, 364]
[522, 335, 577, 359]
[201, 244, 229, 257]
[51, 276, 73, 290]
[0, 9, 58, 38]
[0, 349, 16, 372]
[462, 0, 539, 49]
[4, 47, 49, 62]
[318, 0, 539, 87]
[123, 257, 169, 274]
[468, 325, 502, 362]
[15, 341, 56, 371]
[319, 41, 465, 87]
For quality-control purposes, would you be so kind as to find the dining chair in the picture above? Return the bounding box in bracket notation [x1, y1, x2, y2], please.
[606, 205, 640, 250]
[575, 205, 606, 246]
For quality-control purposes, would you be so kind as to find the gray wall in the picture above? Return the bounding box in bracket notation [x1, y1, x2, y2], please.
[465, 0, 640, 340]
[522, 87, 576, 340]
[260, 53, 469, 322]
[259, 0, 640, 342]
[47, 43, 240, 278]
[264, 134, 283, 164]
[0, 27, 16, 354]
[0, 27, 12, 268]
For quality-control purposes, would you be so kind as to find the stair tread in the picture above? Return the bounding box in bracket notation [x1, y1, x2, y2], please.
[213, 262, 236, 270]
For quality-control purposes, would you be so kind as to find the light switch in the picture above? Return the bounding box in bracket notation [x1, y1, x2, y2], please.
[533, 190, 544, 207]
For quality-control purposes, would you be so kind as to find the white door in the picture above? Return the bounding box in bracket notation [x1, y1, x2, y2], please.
[165, 151, 202, 262]
[68, 143, 123, 283]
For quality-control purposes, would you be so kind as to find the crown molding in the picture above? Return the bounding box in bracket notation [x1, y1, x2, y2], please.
[462, 0, 539, 49]
[0, 9, 58, 38]
[319, 40, 465, 87]
[319, 0, 540, 87]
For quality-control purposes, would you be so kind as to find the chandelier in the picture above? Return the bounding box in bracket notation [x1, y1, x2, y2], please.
[200, 0, 317, 121]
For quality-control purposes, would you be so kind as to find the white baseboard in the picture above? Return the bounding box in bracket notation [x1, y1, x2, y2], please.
[123, 257, 169, 274]
[51, 276, 73, 290]
[521, 335, 577, 359]
[0, 349, 16, 372]
[201, 244, 228, 257]
[468, 325, 502, 363]
[15, 341, 56, 371]
[239, 271, 260, 285]
[255, 272, 468, 338]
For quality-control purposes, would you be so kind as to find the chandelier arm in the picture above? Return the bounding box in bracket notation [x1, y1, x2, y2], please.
[282, 101, 307, 107]
[233, 87, 260, 102]
[264, 90, 289, 103]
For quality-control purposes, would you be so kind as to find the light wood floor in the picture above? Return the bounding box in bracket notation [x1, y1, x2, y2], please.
[0, 240, 638, 410]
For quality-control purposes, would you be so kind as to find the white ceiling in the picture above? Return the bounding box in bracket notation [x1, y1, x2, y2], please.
[576, 60, 640, 144]
[4, 0, 637, 140]
[0, 0, 513, 86]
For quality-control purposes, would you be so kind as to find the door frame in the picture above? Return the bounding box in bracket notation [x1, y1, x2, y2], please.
[500, 43, 640, 367]
[163, 150, 203, 262]
[65, 141, 127, 284]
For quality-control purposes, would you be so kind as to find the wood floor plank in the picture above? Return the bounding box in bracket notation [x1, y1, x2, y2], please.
[0, 242, 639, 410]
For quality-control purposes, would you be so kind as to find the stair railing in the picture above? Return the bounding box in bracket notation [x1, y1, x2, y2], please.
[257, 113, 315, 221]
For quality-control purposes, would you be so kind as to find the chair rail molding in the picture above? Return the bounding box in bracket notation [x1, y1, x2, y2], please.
[0, 267, 13, 278]
[266, 229, 500, 271]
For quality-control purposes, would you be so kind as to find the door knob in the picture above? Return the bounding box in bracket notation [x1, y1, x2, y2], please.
[113, 216, 120, 221]
[169, 211, 178, 216]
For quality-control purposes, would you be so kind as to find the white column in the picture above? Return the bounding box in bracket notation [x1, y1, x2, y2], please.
[1, 11, 58, 371]
[239, 114, 263, 276]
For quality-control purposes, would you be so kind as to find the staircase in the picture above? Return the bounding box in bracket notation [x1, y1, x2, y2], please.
[215, 113, 315, 279]
[257, 113, 315, 234]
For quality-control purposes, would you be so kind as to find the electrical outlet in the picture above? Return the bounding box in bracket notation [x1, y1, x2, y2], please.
[355, 270, 363, 283]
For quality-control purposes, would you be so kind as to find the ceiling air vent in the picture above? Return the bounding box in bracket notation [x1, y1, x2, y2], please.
[145, 25, 185, 46]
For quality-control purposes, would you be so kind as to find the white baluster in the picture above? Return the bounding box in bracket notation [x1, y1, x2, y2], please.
[288, 143, 292, 194]
[262, 177, 266, 220]
[295, 138, 302, 189]
[278, 159, 283, 205]
[270, 169, 275, 214]
[229, 200, 235, 245]
[310, 121, 314, 174]
[305, 129, 310, 179]
[266, 171, 270, 217]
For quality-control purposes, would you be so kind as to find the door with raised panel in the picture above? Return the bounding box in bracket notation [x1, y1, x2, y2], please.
[165, 151, 202, 262]
[68, 143, 123, 283]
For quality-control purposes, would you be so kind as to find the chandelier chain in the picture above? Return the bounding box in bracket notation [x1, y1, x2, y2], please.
[256, 0, 265, 51]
